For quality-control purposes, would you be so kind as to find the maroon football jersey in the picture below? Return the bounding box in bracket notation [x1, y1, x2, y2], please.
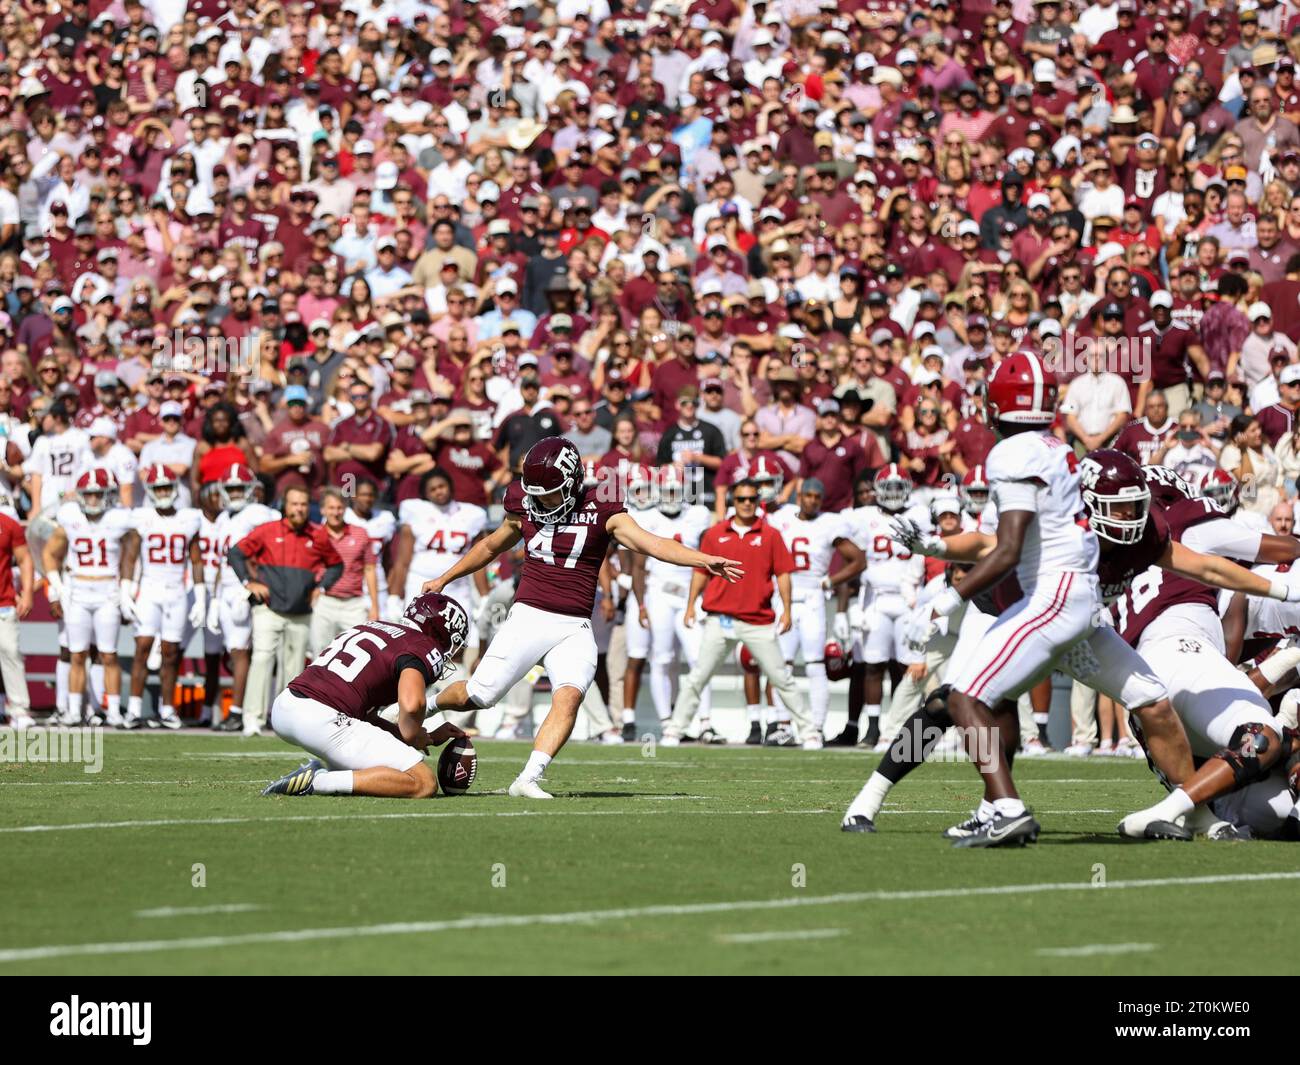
[1097, 506, 1170, 605]
[286, 621, 446, 720]
[504, 479, 626, 618]
[1113, 498, 1224, 647]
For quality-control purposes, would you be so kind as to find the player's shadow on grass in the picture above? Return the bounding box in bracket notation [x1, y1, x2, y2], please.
[554, 790, 675, 799]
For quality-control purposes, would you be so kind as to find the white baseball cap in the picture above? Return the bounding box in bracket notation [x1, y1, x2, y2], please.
[1249, 301, 1274, 321]
[1033, 59, 1058, 81]
[88, 417, 118, 440]
[1149, 290, 1174, 309]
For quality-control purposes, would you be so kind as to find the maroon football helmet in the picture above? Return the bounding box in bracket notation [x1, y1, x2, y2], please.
[520, 437, 584, 524]
[1079, 449, 1150, 544]
[403, 591, 469, 663]
[987, 350, 1058, 426]
[1142, 464, 1196, 509]
[824, 640, 853, 682]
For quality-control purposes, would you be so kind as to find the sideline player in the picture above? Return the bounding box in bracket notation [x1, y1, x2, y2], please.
[261, 592, 470, 798]
[767, 477, 865, 747]
[42, 470, 137, 726]
[424, 438, 741, 798]
[122, 464, 205, 729]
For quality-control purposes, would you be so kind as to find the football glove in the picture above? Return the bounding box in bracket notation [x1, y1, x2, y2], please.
[890, 517, 947, 558]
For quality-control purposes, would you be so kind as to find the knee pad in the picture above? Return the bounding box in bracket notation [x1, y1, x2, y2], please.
[1218, 722, 1276, 788]
[922, 683, 953, 730]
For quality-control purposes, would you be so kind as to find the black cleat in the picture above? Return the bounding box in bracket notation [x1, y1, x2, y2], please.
[1118, 818, 1193, 842]
[216, 712, 244, 733]
[826, 725, 859, 747]
[262, 759, 323, 796]
[621, 721, 637, 743]
[696, 727, 727, 745]
[745, 722, 763, 745]
[942, 812, 986, 840]
[862, 721, 881, 748]
[952, 811, 1041, 848]
[765, 725, 798, 747]
[841, 815, 877, 833]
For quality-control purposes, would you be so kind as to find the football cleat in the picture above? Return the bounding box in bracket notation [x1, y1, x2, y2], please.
[1116, 807, 1194, 841]
[826, 724, 858, 747]
[599, 730, 625, 745]
[862, 720, 881, 748]
[745, 722, 763, 745]
[802, 733, 824, 751]
[1021, 737, 1049, 757]
[1095, 740, 1116, 756]
[696, 727, 727, 745]
[54, 707, 81, 727]
[6, 712, 35, 730]
[508, 777, 553, 799]
[621, 721, 637, 743]
[872, 738, 892, 753]
[942, 812, 987, 840]
[1063, 742, 1092, 757]
[952, 811, 1041, 848]
[120, 711, 143, 731]
[158, 707, 183, 730]
[215, 711, 243, 733]
[1115, 737, 1142, 758]
[262, 759, 323, 796]
[841, 815, 877, 833]
[765, 726, 798, 747]
[85, 710, 105, 727]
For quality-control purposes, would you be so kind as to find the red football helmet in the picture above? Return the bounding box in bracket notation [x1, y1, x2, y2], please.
[824, 640, 853, 681]
[624, 463, 657, 511]
[960, 465, 990, 515]
[521, 437, 584, 524]
[658, 464, 687, 516]
[75, 468, 117, 517]
[987, 350, 1058, 426]
[218, 462, 257, 513]
[1198, 468, 1238, 511]
[737, 643, 760, 675]
[142, 462, 179, 508]
[403, 591, 469, 666]
[874, 463, 913, 512]
[1079, 449, 1150, 544]
[749, 455, 783, 505]
[1143, 463, 1196, 508]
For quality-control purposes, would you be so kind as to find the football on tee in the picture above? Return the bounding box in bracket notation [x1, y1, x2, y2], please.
[438, 737, 478, 796]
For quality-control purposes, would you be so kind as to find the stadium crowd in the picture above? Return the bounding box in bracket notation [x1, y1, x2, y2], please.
[6, 0, 1300, 750]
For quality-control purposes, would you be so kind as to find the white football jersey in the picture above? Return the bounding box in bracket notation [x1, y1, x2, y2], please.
[988, 430, 1099, 592]
[24, 427, 91, 511]
[215, 503, 281, 590]
[73, 444, 139, 503]
[1231, 508, 1272, 535]
[1237, 563, 1300, 645]
[400, 499, 488, 586]
[132, 506, 202, 585]
[345, 507, 397, 598]
[768, 504, 849, 596]
[847, 502, 926, 596]
[56, 501, 134, 579]
[197, 511, 224, 589]
[637, 504, 712, 586]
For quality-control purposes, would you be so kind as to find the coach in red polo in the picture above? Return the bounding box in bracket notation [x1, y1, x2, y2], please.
[229, 485, 344, 736]
[661, 477, 813, 748]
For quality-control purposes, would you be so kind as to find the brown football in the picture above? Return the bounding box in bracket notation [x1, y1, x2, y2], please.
[437, 738, 477, 796]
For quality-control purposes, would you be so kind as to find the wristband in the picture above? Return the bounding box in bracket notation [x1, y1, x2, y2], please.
[1267, 579, 1293, 602]
[45, 572, 63, 603]
[930, 585, 963, 618]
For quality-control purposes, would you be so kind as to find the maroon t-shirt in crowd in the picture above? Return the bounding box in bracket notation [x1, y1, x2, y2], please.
[433, 439, 501, 507]
[503, 477, 625, 618]
[329, 410, 394, 488]
[287, 619, 446, 720]
[1114, 417, 1173, 466]
[798, 434, 878, 512]
[951, 416, 996, 469]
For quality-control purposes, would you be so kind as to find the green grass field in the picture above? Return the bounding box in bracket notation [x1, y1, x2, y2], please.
[2, 733, 1298, 975]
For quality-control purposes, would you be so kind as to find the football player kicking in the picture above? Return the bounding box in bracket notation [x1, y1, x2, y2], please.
[842, 353, 1300, 846]
[262, 592, 471, 798]
[122, 465, 205, 729]
[423, 438, 742, 799]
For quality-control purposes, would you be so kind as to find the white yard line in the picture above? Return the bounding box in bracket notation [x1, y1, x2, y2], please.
[0, 780, 268, 787]
[135, 904, 264, 919]
[1036, 943, 1157, 958]
[717, 928, 846, 944]
[0, 871, 1292, 965]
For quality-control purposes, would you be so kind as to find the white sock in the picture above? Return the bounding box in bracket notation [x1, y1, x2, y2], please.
[161, 703, 175, 718]
[521, 750, 551, 782]
[1033, 712, 1049, 726]
[127, 695, 143, 718]
[68, 692, 83, 720]
[312, 770, 353, 795]
[1145, 787, 1195, 823]
[845, 771, 893, 822]
[807, 661, 829, 729]
[992, 796, 1025, 818]
[106, 694, 121, 720]
[230, 704, 242, 717]
[977, 798, 996, 822]
[622, 708, 635, 725]
[56, 660, 69, 712]
[648, 660, 674, 721]
[747, 704, 761, 723]
[89, 663, 104, 706]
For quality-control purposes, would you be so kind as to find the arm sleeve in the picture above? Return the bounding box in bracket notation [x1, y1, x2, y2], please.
[1179, 518, 1264, 562]
[394, 655, 436, 687]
